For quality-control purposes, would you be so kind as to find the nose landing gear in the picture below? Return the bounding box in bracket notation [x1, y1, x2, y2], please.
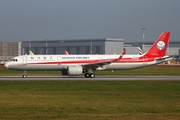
[23, 70, 27, 78]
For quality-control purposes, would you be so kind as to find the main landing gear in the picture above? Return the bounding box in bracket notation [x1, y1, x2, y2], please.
[84, 69, 95, 78]
[84, 73, 95, 78]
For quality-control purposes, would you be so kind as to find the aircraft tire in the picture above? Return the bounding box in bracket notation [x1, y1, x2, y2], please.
[84, 73, 89, 78]
[90, 73, 95, 78]
[23, 75, 27, 78]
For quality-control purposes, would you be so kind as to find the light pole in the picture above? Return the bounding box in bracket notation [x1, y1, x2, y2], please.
[45, 39, 48, 55]
[141, 28, 146, 52]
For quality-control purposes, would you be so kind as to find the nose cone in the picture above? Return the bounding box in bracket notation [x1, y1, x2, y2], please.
[5, 63, 9, 68]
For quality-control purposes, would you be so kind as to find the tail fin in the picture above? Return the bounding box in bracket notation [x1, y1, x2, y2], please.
[29, 50, 34, 55]
[138, 47, 143, 55]
[144, 32, 170, 57]
[64, 51, 69, 55]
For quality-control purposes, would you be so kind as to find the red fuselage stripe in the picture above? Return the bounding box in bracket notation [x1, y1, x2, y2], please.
[28, 57, 155, 65]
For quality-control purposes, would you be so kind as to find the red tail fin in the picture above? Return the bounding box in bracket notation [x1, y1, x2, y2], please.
[144, 32, 170, 58]
[64, 51, 69, 55]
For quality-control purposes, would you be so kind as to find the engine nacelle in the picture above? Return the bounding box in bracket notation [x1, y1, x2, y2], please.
[61, 65, 83, 76]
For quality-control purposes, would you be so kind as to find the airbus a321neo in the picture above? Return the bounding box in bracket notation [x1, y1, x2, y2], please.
[5, 32, 172, 78]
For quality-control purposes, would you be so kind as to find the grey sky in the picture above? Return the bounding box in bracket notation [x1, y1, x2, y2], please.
[0, 0, 180, 42]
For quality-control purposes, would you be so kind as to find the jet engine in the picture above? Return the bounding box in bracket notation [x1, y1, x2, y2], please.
[61, 65, 83, 75]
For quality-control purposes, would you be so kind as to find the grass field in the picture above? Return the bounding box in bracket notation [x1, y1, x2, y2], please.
[0, 65, 180, 119]
[0, 65, 180, 76]
[0, 81, 180, 120]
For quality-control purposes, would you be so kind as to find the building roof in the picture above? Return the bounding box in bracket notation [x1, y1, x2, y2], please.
[22, 38, 124, 43]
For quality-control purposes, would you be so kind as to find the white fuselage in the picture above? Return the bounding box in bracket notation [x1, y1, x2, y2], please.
[5, 54, 164, 71]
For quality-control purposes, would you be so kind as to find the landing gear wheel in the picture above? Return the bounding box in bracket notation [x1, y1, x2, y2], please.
[22, 70, 27, 78]
[85, 73, 89, 78]
[90, 73, 95, 78]
[22, 75, 27, 78]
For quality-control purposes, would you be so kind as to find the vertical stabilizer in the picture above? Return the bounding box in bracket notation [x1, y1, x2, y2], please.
[64, 51, 69, 55]
[144, 32, 170, 57]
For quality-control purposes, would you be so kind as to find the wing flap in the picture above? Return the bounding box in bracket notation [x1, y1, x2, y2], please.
[82, 60, 112, 69]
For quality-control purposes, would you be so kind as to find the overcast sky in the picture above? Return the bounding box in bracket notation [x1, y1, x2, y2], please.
[0, 0, 180, 42]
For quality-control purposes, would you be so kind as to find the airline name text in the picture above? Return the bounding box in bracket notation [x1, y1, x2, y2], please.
[62, 56, 90, 59]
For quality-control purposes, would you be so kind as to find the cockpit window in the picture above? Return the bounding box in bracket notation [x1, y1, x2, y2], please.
[10, 59, 18, 62]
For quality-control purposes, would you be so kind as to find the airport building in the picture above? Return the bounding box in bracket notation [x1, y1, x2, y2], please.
[1, 39, 180, 65]
[21, 39, 124, 55]
[20, 40, 180, 56]
[0, 42, 21, 63]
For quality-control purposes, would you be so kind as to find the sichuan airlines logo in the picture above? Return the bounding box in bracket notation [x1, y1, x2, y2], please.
[157, 41, 166, 50]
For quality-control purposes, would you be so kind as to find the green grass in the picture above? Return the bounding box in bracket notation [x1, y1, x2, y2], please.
[0, 65, 180, 76]
[0, 81, 180, 120]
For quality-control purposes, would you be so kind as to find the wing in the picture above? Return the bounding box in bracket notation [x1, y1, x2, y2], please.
[82, 50, 126, 69]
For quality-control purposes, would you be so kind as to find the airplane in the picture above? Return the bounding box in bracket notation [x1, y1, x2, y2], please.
[5, 32, 173, 78]
[64, 51, 69, 55]
[29, 50, 34, 55]
[138, 47, 143, 55]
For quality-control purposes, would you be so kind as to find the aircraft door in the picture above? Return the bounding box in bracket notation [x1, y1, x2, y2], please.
[22, 56, 27, 65]
[57, 56, 61, 64]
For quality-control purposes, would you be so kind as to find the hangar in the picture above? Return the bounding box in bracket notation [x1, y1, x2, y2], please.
[21, 39, 180, 56]
[1, 39, 180, 65]
[21, 38, 124, 55]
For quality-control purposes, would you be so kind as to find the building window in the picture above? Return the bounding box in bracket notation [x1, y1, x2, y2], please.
[26, 47, 29, 54]
[53, 47, 56, 54]
[35, 47, 38, 54]
[96, 46, 100, 54]
[76, 46, 80, 54]
[86, 46, 90, 54]
[67, 47, 70, 54]
[43, 47, 46, 54]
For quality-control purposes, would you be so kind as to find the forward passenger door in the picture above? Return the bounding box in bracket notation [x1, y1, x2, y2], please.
[22, 56, 27, 65]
